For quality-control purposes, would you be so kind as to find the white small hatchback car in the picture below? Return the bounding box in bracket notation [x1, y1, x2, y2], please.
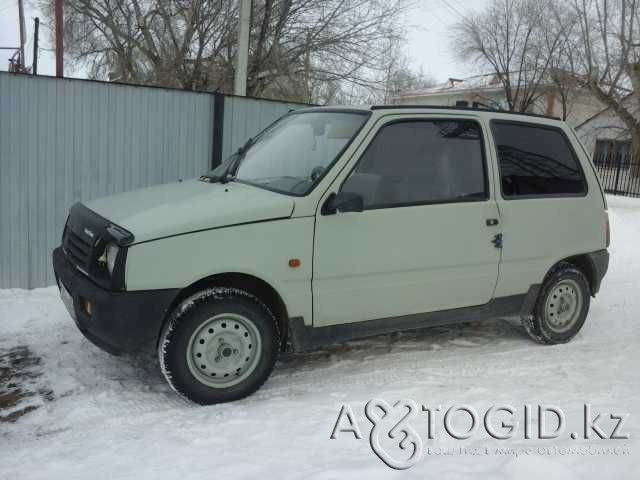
[53, 106, 609, 404]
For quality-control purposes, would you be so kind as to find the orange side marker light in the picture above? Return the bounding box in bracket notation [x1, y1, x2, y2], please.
[289, 258, 301, 269]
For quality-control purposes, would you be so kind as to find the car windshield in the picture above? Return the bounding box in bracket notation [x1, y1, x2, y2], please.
[207, 111, 369, 196]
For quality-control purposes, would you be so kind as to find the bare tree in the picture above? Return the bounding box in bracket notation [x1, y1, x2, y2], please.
[378, 39, 436, 104]
[36, 0, 238, 89]
[547, 67, 581, 120]
[453, 0, 566, 113]
[246, 0, 411, 103]
[561, 0, 640, 172]
[36, 0, 411, 103]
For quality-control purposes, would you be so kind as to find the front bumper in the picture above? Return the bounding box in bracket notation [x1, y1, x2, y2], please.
[52, 247, 179, 355]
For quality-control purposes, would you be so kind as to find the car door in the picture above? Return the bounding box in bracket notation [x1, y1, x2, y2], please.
[488, 120, 603, 299]
[312, 115, 502, 327]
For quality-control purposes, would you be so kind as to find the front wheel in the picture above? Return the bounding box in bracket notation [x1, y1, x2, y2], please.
[159, 288, 279, 405]
[521, 262, 591, 345]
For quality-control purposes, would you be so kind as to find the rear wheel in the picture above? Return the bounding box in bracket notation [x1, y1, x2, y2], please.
[522, 262, 590, 345]
[159, 288, 279, 405]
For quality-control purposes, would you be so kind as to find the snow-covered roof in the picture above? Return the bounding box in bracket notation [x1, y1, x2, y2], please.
[395, 73, 508, 99]
[393, 72, 558, 99]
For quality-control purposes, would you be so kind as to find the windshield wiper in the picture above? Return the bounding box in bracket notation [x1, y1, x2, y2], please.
[223, 137, 255, 182]
[237, 136, 254, 157]
[200, 137, 254, 184]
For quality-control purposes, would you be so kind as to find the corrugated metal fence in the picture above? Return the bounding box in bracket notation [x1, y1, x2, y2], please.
[221, 95, 304, 160]
[0, 72, 309, 289]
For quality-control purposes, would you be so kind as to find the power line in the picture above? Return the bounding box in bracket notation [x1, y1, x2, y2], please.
[438, 0, 466, 21]
[438, 0, 462, 19]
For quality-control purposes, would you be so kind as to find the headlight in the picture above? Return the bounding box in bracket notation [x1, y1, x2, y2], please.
[105, 243, 120, 275]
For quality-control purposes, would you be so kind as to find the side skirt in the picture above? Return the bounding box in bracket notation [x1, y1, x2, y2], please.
[288, 286, 540, 352]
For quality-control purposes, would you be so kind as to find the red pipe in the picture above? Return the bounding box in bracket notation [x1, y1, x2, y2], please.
[55, 0, 63, 77]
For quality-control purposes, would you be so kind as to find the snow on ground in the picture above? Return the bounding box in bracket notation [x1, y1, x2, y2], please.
[1, 195, 639, 479]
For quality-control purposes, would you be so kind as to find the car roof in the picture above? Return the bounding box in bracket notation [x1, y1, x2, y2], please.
[295, 104, 562, 122]
[370, 104, 561, 121]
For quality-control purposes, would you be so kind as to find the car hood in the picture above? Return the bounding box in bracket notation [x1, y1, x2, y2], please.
[84, 179, 295, 244]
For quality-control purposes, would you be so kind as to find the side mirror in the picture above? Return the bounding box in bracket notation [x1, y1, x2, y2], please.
[322, 192, 364, 215]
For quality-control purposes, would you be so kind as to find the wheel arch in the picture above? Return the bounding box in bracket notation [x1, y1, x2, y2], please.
[549, 254, 599, 296]
[159, 272, 290, 350]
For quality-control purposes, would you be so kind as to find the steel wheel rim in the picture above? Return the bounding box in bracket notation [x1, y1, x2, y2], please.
[544, 279, 582, 333]
[186, 313, 262, 388]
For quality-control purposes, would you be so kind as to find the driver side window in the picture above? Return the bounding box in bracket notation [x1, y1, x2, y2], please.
[341, 119, 488, 209]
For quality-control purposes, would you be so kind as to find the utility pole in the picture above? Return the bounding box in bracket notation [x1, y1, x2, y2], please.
[18, 0, 26, 67]
[234, 0, 251, 96]
[55, 0, 63, 77]
[303, 34, 311, 103]
[32, 17, 39, 75]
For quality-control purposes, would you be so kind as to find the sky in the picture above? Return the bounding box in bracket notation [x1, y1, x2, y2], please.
[0, 0, 490, 85]
[404, 0, 490, 82]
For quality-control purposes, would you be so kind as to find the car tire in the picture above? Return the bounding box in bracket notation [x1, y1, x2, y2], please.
[522, 262, 591, 345]
[159, 287, 279, 405]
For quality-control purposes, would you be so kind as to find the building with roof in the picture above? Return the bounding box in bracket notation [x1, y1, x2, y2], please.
[574, 96, 638, 159]
[390, 72, 605, 130]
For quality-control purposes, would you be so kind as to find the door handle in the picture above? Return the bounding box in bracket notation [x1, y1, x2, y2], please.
[486, 218, 499, 227]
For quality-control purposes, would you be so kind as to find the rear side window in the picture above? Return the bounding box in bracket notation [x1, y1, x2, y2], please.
[342, 120, 487, 209]
[491, 121, 586, 198]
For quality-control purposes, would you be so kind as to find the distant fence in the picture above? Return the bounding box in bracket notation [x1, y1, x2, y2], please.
[593, 152, 640, 199]
[0, 72, 309, 289]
